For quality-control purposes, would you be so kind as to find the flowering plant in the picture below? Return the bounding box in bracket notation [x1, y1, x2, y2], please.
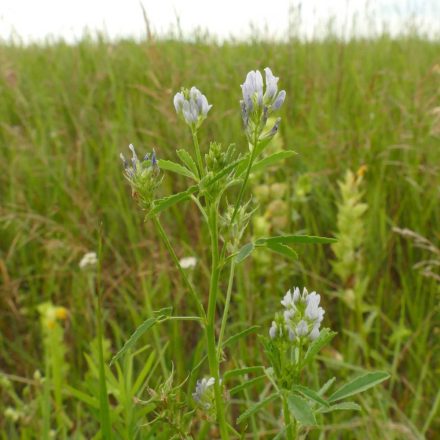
[115, 67, 389, 439]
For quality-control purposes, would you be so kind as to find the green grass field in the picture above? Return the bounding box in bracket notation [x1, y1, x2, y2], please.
[0, 32, 439, 439]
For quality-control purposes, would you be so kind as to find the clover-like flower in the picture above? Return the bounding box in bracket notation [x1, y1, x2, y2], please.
[120, 144, 161, 209]
[193, 377, 216, 411]
[240, 67, 286, 141]
[174, 86, 212, 130]
[270, 286, 325, 343]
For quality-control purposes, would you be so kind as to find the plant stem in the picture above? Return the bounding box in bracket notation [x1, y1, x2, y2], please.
[230, 136, 258, 225]
[217, 259, 236, 358]
[192, 130, 205, 178]
[93, 267, 113, 440]
[282, 394, 296, 440]
[206, 203, 229, 439]
[152, 215, 206, 321]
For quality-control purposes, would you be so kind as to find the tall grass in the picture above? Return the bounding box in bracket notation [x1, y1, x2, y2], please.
[0, 31, 439, 438]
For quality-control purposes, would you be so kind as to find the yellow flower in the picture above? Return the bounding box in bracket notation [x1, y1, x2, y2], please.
[55, 307, 68, 321]
[356, 164, 368, 179]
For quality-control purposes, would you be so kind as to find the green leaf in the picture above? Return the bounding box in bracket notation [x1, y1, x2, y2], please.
[230, 375, 265, 396]
[236, 393, 278, 424]
[109, 317, 158, 366]
[292, 385, 329, 407]
[303, 328, 336, 367]
[328, 371, 390, 403]
[265, 242, 298, 260]
[235, 242, 255, 263]
[223, 325, 260, 348]
[158, 159, 196, 180]
[176, 149, 199, 178]
[146, 186, 197, 218]
[153, 306, 173, 318]
[318, 377, 336, 396]
[203, 155, 248, 187]
[224, 366, 265, 381]
[288, 394, 317, 426]
[249, 151, 296, 174]
[256, 234, 337, 246]
[65, 385, 99, 409]
[318, 402, 361, 413]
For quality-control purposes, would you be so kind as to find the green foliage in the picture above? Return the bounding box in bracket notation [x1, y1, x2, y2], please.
[0, 31, 438, 440]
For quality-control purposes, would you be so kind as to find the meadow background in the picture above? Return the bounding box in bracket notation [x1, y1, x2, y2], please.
[0, 27, 439, 439]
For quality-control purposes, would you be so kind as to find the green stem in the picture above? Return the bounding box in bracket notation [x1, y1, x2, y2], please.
[152, 215, 206, 321]
[282, 394, 296, 440]
[93, 267, 113, 440]
[217, 259, 236, 358]
[230, 137, 258, 225]
[192, 130, 205, 178]
[206, 203, 229, 439]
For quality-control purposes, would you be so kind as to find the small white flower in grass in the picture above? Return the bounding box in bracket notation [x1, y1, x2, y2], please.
[179, 256, 197, 270]
[269, 321, 278, 339]
[79, 252, 97, 270]
[193, 377, 216, 410]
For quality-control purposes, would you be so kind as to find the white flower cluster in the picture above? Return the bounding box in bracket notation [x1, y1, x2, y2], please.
[241, 67, 286, 116]
[192, 377, 215, 410]
[174, 86, 212, 129]
[270, 287, 325, 342]
[179, 256, 197, 269]
[79, 252, 97, 270]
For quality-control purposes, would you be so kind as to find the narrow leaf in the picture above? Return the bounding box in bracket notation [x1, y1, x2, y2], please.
[318, 402, 361, 413]
[176, 149, 199, 177]
[223, 325, 260, 348]
[224, 366, 265, 381]
[249, 151, 296, 174]
[158, 159, 196, 180]
[146, 186, 197, 218]
[205, 156, 248, 186]
[230, 375, 265, 396]
[328, 371, 390, 403]
[288, 394, 317, 426]
[292, 385, 329, 407]
[318, 377, 336, 396]
[110, 317, 158, 366]
[236, 242, 255, 263]
[256, 234, 337, 246]
[266, 242, 298, 260]
[303, 328, 336, 367]
[236, 394, 278, 424]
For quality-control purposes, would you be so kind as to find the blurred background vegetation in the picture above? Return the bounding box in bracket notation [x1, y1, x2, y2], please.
[0, 29, 439, 438]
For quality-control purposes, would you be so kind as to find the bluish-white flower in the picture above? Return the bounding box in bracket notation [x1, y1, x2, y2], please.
[193, 377, 216, 410]
[240, 67, 286, 140]
[269, 321, 278, 339]
[272, 286, 326, 343]
[120, 144, 161, 208]
[174, 86, 212, 129]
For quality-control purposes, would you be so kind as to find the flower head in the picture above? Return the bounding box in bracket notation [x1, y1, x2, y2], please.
[179, 256, 197, 270]
[79, 252, 97, 270]
[120, 144, 162, 209]
[193, 377, 216, 411]
[240, 67, 286, 142]
[174, 86, 212, 130]
[272, 286, 325, 343]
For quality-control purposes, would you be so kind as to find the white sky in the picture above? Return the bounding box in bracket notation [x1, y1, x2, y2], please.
[0, 0, 439, 43]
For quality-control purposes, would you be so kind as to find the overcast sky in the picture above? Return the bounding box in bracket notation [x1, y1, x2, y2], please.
[1, 0, 439, 43]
